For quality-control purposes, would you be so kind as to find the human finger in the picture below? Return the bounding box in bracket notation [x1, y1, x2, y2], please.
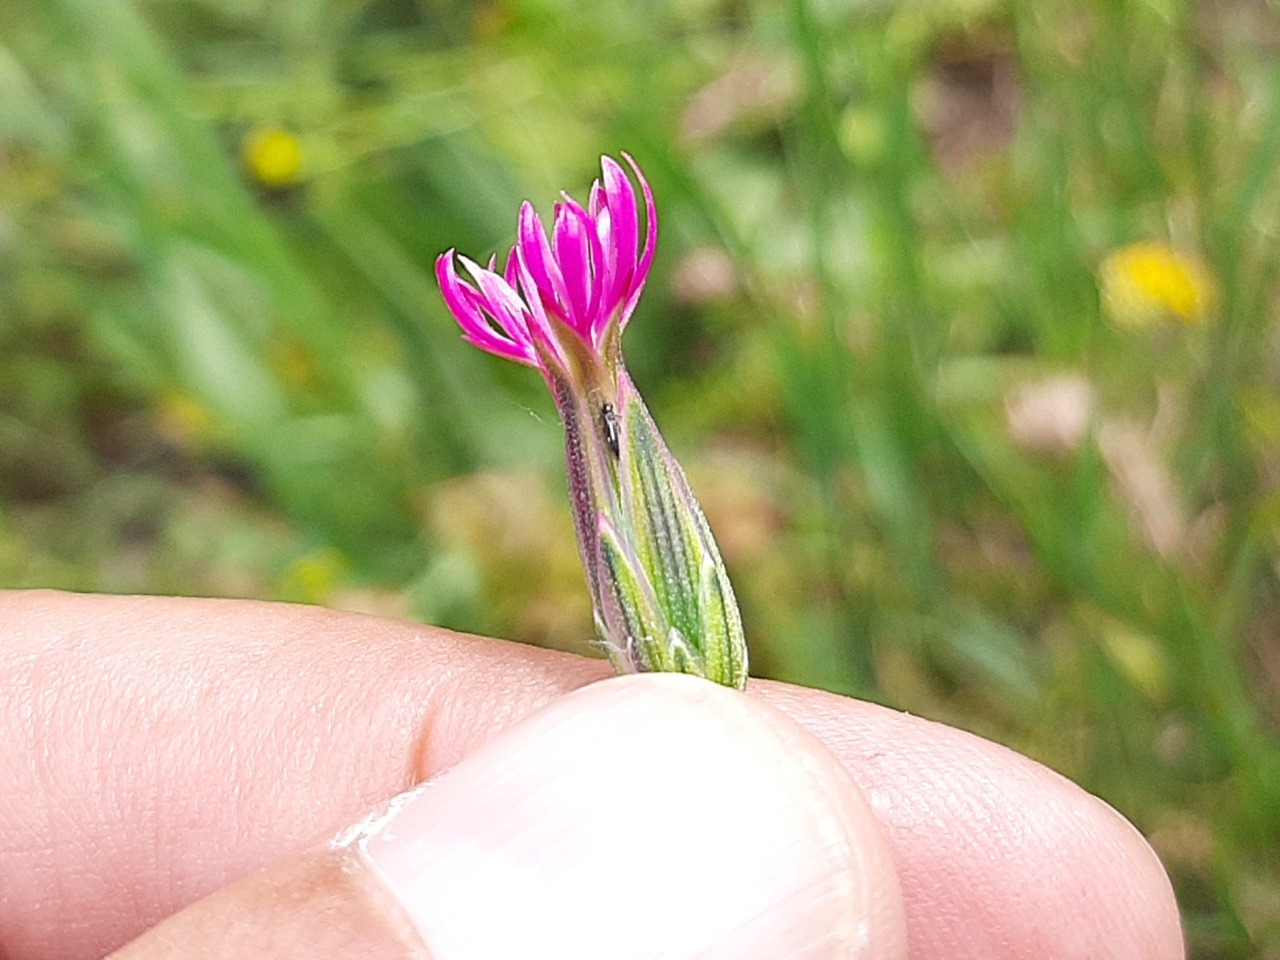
[107, 673, 907, 960]
[0, 590, 1182, 959]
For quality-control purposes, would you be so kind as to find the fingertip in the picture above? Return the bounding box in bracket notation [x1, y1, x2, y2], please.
[356, 673, 907, 960]
[1076, 791, 1185, 959]
[755, 681, 1185, 960]
[111, 674, 907, 960]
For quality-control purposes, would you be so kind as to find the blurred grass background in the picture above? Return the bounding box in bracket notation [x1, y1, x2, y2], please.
[2, 0, 1279, 953]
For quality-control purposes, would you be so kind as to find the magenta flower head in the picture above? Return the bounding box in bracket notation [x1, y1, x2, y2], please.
[436, 154, 747, 689]
[437, 154, 654, 373]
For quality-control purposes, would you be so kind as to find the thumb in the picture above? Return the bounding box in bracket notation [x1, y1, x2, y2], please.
[110, 673, 907, 960]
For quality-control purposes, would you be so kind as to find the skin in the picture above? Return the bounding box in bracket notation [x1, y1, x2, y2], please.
[0, 590, 1184, 959]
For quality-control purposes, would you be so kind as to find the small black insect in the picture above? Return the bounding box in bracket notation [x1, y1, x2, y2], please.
[601, 402, 620, 457]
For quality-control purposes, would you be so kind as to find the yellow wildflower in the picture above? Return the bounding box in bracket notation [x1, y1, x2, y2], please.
[155, 390, 217, 449]
[1098, 241, 1214, 328]
[279, 548, 348, 605]
[242, 126, 305, 190]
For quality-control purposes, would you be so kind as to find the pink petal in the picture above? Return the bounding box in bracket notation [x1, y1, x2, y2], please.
[459, 255, 533, 345]
[552, 199, 594, 333]
[518, 201, 571, 322]
[515, 246, 566, 370]
[461, 328, 535, 365]
[458, 255, 538, 360]
[594, 204, 621, 315]
[437, 250, 482, 326]
[600, 156, 638, 302]
[436, 253, 535, 365]
[558, 196, 609, 340]
[503, 248, 520, 291]
[618, 151, 657, 329]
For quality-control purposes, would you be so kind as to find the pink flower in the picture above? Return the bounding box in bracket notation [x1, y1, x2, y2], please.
[435, 153, 656, 373]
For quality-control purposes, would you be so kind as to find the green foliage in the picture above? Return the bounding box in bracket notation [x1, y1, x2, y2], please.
[3, 0, 1280, 953]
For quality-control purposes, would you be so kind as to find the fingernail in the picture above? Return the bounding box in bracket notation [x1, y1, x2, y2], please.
[343, 673, 905, 960]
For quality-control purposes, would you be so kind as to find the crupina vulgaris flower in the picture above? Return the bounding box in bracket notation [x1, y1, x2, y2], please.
[1099, 241, 1214, 329]
[436, 154, 748, 689]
